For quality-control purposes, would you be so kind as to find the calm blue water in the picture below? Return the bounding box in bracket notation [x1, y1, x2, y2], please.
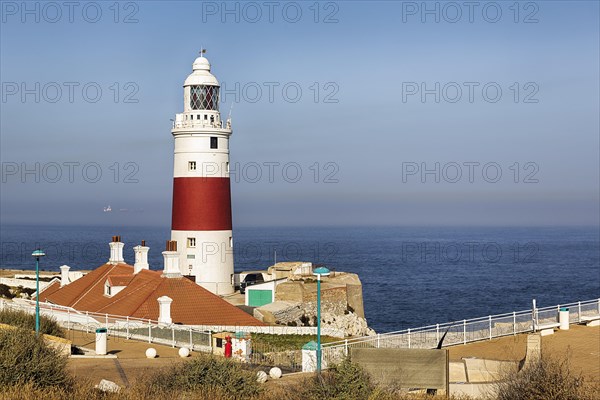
[1, 225, 598, 333]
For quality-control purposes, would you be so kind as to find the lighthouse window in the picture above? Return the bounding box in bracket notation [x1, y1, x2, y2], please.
[210, 137, 218, 149]
[188, 161, 196, 171]
[187, 238, 196, 248]
[190, 85, 219, 111]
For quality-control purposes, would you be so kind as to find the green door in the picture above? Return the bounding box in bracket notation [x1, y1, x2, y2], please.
[248, 289, 272, 307]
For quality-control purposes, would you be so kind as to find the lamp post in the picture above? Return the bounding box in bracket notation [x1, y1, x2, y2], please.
[313, 266, 330, 374]
[31, 249, 45, 336]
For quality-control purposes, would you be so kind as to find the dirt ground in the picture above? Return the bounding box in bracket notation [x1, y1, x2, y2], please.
[448, 325, 600, 385]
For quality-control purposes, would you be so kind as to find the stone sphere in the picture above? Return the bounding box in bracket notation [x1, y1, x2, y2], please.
[269, 367, 282, 379]
[256, 370, 268, 383]
[145, 348, 157, 358]
[178, 347, 190, 358]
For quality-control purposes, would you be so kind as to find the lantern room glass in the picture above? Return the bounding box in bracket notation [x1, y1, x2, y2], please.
[190, 85, 219, 111]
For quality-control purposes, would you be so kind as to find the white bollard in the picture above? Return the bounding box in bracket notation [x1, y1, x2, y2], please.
[146, 348, 157, 358]
[559, 308, 570, 330]
[269, 367, 282, 379]
[178, 347, 190, 358]
[256, 371, 268, 383]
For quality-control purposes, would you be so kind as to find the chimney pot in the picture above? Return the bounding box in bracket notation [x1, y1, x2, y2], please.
[109, 236, 125, 264]
[133, 243, 150, 274]
[59, 265, 70, 287]
[157, 296, 173, 324]
[162, 241, 181, 278]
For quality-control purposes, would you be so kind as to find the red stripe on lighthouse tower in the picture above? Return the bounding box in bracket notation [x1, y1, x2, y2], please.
[171, 177, 232, 231]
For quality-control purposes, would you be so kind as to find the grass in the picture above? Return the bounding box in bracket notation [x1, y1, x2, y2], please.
[251, 333, 339, 351]
[0, 308, 64, 337]
[0, 327, 72, 390]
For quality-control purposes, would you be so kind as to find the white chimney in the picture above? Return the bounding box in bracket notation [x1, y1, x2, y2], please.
[162, 240, 181, 278]
[133, 240, 150, 274]
[59, 265, 70, 287]
[109, 235, 125, 264]
[157, 296, 173, 324]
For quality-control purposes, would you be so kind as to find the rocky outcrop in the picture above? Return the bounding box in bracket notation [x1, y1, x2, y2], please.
[254, 300, 375, 337]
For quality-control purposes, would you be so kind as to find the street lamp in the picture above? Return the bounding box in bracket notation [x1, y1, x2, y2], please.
[31, 249, 45, 336]
[312, 266, 330, 374]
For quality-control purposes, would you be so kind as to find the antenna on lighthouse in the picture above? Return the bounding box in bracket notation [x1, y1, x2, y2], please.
[226, 103, 233, 129]
[199, 47, 206, 57]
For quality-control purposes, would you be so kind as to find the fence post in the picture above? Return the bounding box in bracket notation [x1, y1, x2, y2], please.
[513, 312, 516, 335]
[105, 313, 108, 328]
[67, 309, 71, 331]
[172, 327, 175, 348]
[578, 301, 581, 323]
[189, 327, 193, 348]
[344, 339, 348, 357]
[436, 324, 440, 344]
[126, 316, 129, 339]
[488, 316, 492, 340]
[377, 334, 380, 349]
[85, 311, 89, 333]
[408, 328, 411, 349]
[463, 320, 466, 345]
[148, 320, 151, 343]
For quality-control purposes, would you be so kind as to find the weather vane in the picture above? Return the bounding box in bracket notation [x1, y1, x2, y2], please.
[200, 47, 207, 57]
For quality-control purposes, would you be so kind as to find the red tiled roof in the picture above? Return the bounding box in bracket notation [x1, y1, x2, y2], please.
[39, 264, 263, 326]
[38, 280, 61, 298]
[107, 274, 133, 287]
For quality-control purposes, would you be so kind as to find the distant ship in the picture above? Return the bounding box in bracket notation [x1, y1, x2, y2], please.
[103, 205, 112, 212]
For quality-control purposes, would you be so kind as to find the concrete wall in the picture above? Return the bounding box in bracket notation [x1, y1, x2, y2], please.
[0, 277, 58, 291]
[350, 347, 448, 390]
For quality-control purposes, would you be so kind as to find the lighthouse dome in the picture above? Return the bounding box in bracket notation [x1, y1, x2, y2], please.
[184, 56, 219, 87]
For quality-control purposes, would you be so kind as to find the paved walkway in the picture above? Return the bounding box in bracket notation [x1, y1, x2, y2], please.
[447, 325, 600, 385]
[66, 328, 196, 386]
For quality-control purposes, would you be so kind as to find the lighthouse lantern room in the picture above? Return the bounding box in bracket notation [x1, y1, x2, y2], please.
[170, 52, 234, 295]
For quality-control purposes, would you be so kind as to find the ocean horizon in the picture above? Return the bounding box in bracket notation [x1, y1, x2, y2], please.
[1, 224, 598, 333]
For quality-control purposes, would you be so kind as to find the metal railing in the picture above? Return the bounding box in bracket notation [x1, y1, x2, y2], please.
[322, 298, 600, 367]
[0, 299, 212, 351]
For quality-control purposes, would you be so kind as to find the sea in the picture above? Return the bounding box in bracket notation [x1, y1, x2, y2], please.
[1, 225, 598, 334]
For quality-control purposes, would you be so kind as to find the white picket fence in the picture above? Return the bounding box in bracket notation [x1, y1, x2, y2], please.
[322, 298, 600, 366]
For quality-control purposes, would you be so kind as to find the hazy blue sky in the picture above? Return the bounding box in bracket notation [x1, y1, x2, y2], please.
[1, 1, 598, 227]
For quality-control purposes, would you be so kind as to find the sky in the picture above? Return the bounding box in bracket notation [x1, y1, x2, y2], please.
[1, 0, 599, 227]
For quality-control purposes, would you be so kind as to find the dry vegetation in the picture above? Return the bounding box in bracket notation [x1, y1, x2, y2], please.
[0, 308, 64, 337]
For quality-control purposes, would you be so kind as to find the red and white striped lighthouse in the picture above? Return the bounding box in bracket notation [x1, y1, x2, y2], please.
[170, 52, 234, 295]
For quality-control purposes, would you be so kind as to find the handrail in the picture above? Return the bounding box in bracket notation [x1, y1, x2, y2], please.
[323, 298, 600, 349]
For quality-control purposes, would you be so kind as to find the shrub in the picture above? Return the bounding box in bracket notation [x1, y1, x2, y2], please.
[146, 352, 262, 399]
[494, 353, 599, 400]
[300, 358, 374, 400]
[0, 327, 71, 390]
[0, 308, 64, 337]
[0, 284, 13, 299]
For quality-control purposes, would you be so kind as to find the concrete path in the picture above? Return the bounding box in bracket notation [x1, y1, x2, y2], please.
[66, 328, 196, 387]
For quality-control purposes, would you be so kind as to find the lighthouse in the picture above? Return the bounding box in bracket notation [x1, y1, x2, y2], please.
[170, 52, 234, 295]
